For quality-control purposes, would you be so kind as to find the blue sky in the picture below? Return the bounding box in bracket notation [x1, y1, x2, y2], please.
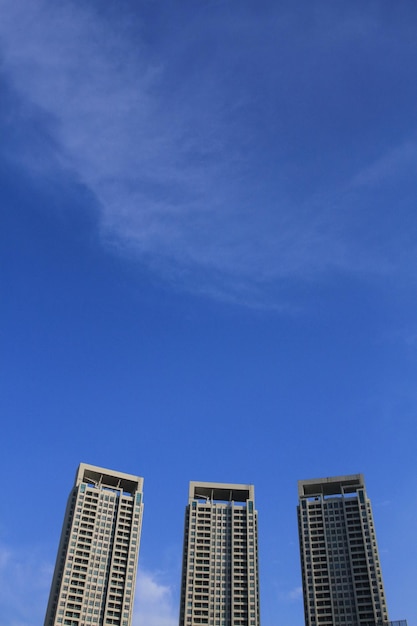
[0, 0, 416, 624]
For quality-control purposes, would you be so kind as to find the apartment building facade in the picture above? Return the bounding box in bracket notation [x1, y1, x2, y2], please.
[297, 474, 388, 626]
[44, 463, 144, 626]
[179, 481, 260, 626]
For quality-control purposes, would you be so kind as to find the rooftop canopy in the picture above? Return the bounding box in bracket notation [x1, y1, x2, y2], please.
[298, 474, 365, 498]
[76, 463, 143, 496]
[189, 481, 254, 503]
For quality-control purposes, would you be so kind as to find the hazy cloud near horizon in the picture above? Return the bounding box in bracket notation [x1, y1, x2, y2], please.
[1, 0, 416, 304]
[134, 569, 178, 626]
[0, 541, 177, 626]
[0, 543, 52, 625]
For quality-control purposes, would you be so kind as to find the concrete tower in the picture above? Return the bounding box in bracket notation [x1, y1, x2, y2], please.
[297, 474, 388, 626]
[44, 463, 144, 626]
[179, 481, 260, 626]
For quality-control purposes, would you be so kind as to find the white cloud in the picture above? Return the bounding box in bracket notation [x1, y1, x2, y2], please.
[133, 569, 178, 626]
[0, 0, 415, 305]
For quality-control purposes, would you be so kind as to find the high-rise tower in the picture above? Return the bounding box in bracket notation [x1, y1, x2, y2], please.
[297, 474, 388, 626]
[179, 481, 260, 626]
[44, 463, 144, 626]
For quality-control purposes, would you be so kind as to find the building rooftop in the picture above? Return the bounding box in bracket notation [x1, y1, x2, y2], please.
[298, 473, 365, 498]
[76, 463, 143, 496]
[189, 481, 255, 503]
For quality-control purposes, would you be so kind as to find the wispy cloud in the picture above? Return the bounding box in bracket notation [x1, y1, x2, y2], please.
[278, 585, 303, 602]
[375, 500, 392, 508]
[134, 569, 178, 626]
[288, 586, 303, 601]
[350, 140, 417, 190]
[0, 0, 415, 304]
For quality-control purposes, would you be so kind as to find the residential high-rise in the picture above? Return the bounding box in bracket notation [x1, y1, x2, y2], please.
[179, 481, 260, 626]
[44, 463, 144, 626]
[297, 474, 388, 626]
